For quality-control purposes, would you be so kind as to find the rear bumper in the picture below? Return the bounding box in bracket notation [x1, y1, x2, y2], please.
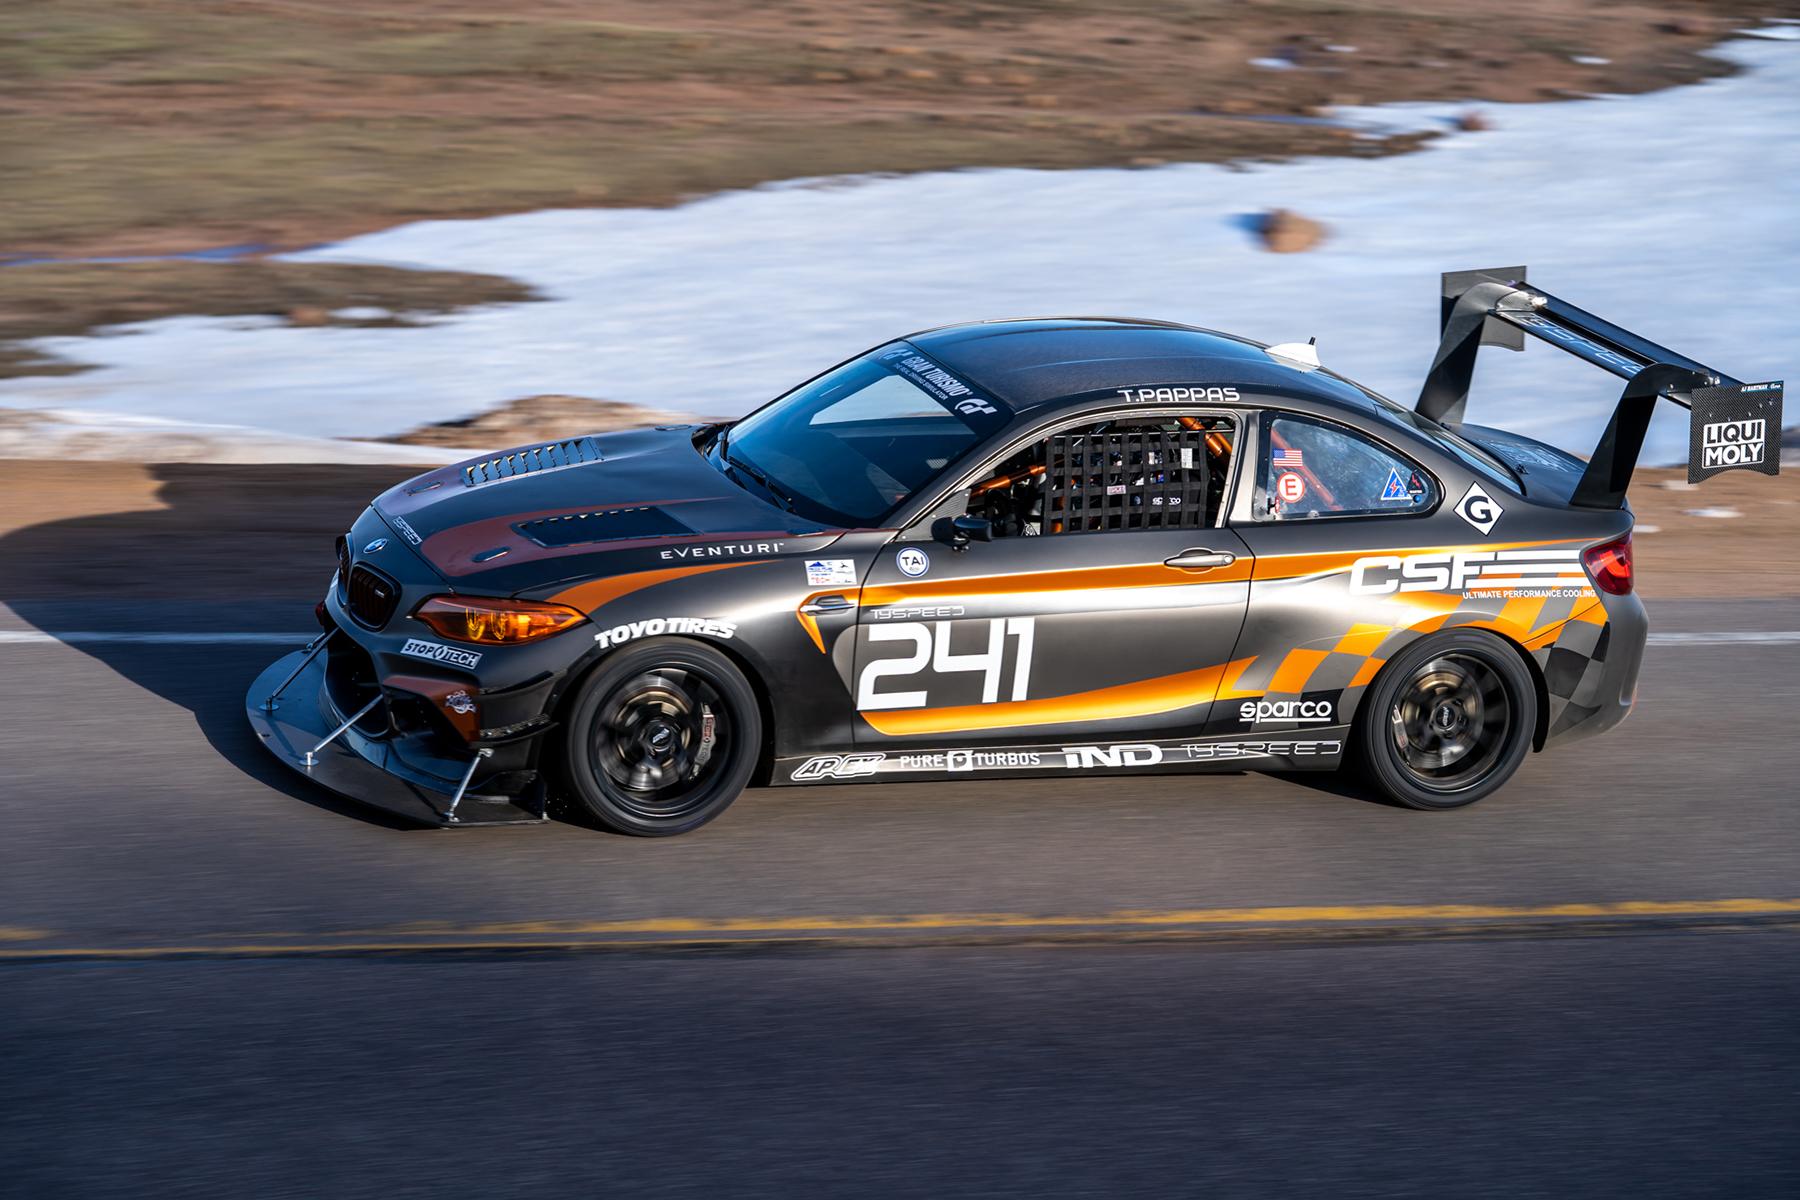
[1538, 590, 1648, 746]
[246, 639, 547, 828]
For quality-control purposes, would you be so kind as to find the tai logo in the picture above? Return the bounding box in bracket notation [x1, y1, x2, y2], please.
[896, 547, 931, 578]
[1453, 482, 1503, 535]
[1239, 699, 1334, 724]
[363, 538, 388, 554]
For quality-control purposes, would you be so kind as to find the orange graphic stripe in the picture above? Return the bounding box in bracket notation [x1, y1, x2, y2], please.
[1349, 657, 1386, 688]
[1250, 539, 1579, 583]
[860, 558, 1253, 608]
[1333, 623, 1389, 657]
[862, 657, 1258, 737]
[1266, 648, 1329, 694]
[550, 560, 761, 613]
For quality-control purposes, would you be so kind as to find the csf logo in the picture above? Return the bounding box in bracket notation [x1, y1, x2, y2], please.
[792, 754, 885, 781]
[1453, 482, 1503, 535]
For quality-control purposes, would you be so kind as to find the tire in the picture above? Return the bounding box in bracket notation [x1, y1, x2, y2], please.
[560, 639, 762, 836]
[1356, 629, 1537, 811]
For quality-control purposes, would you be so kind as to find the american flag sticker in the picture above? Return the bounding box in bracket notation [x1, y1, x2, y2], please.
[1272, 447, 1304, 470]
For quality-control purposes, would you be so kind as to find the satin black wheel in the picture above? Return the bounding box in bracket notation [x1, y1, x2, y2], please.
[1358, 630, 1536, 810]
[562, 640, 761, 835]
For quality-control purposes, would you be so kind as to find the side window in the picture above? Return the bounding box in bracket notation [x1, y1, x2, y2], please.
[963, 416, 1235, 536]
[1260, 414, 1436, 520]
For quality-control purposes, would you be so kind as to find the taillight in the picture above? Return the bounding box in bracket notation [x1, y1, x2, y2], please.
[412, 596, 586, 645]
[1582, 534, 1633, 595]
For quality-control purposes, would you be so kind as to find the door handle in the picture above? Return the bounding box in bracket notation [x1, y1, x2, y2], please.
[800, 594, 858, 615]
[1164, 549, 1236, 571]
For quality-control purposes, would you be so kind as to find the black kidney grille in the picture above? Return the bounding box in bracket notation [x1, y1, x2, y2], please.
[346, 564, 400, 629]
[463, 438, 602, 487]
[336, 535, 352, 598]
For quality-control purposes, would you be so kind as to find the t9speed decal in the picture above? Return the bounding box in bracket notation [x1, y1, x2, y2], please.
[857, 618, 1035, 711]
[1349, 548, 1586, 596]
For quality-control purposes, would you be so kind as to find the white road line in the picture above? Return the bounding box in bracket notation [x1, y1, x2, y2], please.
[0, 632, 309, 645]
[1647, 631, 1800, 646]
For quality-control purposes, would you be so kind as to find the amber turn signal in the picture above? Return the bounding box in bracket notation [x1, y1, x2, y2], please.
[412, 596, 586, 645]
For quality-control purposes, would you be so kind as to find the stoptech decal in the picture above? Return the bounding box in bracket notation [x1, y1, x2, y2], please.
[857, 617, 1035, 711]
[400, 638, 483, 670]
[1349, 549, 1586, 597]
[594, 617, 737, 649]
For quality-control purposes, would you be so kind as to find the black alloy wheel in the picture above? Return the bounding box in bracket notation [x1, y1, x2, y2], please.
[1358, 629, 1537, 810]
[562, 640, 761, 835]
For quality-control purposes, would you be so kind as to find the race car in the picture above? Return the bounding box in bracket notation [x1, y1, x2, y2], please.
[247, 267, 1783, 834]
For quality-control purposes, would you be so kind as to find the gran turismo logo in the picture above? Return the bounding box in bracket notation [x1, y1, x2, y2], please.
[1453, 481, 1503, 535]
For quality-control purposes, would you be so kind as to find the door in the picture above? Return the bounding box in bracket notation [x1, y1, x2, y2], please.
[851, 414, 1254, 749]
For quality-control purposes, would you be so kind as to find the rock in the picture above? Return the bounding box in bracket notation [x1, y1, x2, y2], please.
[1456, 110, 1491, 132]
[1658, 16, 1711, 36]
[385, 395, 714, 450]
[1259, 209, 1327, 253]
[286, 305, 330, 327]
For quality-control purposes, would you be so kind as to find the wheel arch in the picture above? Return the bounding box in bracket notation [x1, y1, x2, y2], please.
[1344, 623, 1550, 753]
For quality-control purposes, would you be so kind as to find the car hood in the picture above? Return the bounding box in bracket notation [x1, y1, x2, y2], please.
[371, 425, 841, 594]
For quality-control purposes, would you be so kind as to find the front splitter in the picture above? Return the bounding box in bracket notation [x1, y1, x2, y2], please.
[245, 647, 547, 828]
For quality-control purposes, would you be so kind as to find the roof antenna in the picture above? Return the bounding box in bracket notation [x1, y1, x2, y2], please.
[1266, 335, 1321, 372]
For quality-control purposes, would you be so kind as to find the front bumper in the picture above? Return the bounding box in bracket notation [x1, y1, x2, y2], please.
[246, 637, 548, 828]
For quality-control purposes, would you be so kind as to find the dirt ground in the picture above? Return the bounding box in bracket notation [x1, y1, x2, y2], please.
[2, 461, 1792, 601]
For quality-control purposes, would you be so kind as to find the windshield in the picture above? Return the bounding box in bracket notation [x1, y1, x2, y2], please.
[710, 346, 1007, 526]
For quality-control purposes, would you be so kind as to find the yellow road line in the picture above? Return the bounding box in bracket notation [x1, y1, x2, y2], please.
[360, 898, 1800, 938]
[7, 899, 1800, 960]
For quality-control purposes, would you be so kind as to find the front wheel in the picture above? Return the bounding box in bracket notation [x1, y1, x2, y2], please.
[1357, 629, 1537, 811]
[561, 639, 762, 836]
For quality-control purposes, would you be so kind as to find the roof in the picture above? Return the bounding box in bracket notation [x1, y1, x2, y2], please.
[909, 318, 1395, 419]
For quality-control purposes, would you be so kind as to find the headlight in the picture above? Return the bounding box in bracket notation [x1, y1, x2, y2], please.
[411, 596, 586, 645]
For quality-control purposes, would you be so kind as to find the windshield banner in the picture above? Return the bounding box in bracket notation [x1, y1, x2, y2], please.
[880, 345, 1008, 426]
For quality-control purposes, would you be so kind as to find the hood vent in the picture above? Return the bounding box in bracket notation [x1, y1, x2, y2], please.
[463, 438, 602, 487]
[515, 505, 693, 548]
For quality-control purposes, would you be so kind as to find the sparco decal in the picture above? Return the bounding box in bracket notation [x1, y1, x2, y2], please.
[595, 617, 737, 649]
[792, 754, 885, 780]
[1115, 386, 1240, 404]
[400, 638, 483, 669]
[1348, 548, 1586, 596]
[661, 542, 782, 561]
[1240, 699, 1334, 724]
[858, 617, 1035, 710]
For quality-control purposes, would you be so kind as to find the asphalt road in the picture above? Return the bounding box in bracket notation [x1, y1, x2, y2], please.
[2, 591, 1799, 1197]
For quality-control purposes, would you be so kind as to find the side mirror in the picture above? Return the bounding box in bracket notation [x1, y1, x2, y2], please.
[932, 514, 993, 551]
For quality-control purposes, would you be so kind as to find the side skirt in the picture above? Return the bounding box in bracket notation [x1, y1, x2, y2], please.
[775, 728, 1349, 786]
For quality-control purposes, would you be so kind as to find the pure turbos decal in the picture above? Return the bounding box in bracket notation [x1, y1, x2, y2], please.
[1688, 381, 1782, 483]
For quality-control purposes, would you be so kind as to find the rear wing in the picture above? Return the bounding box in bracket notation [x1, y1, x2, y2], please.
[1417, 267, 1782, 508]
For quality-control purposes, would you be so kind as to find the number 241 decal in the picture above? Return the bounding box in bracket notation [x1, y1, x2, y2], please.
[858, 618, 1035, 711]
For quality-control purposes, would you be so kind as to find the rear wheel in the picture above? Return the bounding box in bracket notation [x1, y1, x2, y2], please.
[1357, 629, 1536, 810]
[561, 640, 761, 836]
